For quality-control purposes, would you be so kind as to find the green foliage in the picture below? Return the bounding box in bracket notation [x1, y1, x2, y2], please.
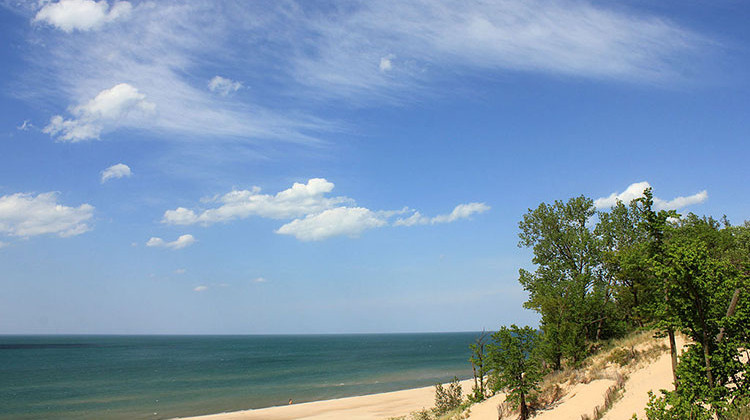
[513, 188, 749, 419]
[488, 325, 542, 420]
[643, 390, 712, 420]
[410, 409, 432, 420]
[468, 331, 489, 401]
[433, 377, 463, 415]
[606, 347, 636, 367]
[518, 196, 614, 367]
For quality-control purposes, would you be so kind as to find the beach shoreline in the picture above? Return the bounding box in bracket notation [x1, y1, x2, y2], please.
[178, 379, 475, 420]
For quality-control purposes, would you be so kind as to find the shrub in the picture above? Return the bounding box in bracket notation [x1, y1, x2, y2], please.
[434, 377, 463, 415]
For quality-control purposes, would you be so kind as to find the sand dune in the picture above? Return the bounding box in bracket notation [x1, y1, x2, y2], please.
[184, 335, 684, 420]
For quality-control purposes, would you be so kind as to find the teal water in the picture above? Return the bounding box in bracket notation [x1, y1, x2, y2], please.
[0, 333, 476, 419]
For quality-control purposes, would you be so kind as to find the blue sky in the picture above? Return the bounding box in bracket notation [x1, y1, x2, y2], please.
[0, 0, 748, 334]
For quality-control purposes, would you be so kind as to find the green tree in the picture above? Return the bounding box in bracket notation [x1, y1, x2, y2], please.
[637, 188, 681, 387]
[469, 331, 489, 401]
[595, 198, 656, 329]
[518, 196, 605, 367]
[488, 325, 542, 420]
[645, 216, 750, 418]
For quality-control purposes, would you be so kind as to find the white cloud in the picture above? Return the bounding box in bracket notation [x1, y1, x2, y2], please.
[656, 191, 708, 211]
[208, 76, 242, 96]
[193, 285, 208, 292]
[276, 207, 388, 241]
[34, 0, 132, 33]
[379, 55, 394, 72]
[175, 268, 186, 274]
[395, 203, 491, 226]
[146, 234, 196, 250]
[100, 163, 132, 183]
[163, 178, 489, 241]
[163, 178, 352, 225]
[594, 181, 708, 210]
[43, 83, 155, 142]
[290, 0, 708, 99]
[253, 277, 267, 283]
[393, 210, 428, 227]
[431, 202, 491, 224]
[0, 192, 94, 238]
[0, 241, 7, 248]
[17, 120, 32, 131]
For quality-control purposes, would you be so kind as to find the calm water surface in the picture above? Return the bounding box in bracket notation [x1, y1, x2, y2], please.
[0, 333, 476, 419]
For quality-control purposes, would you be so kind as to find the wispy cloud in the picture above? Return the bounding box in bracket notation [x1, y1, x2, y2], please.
[16, 0, 708, 148]
[0, 192, 94, 238]
[27, 2, 327, 145]
[162, 178, 488, 241]
[394, 203, 490, 226]
[146, 234, 196, 250]
[193, 285, 208, 292]
[208, 76, 242, 96]
[100, 163, 132, 183]
[288, 0, 708, 100]
[594, 181, 708, 210]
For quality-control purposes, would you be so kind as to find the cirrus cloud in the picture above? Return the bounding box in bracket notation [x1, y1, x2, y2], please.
[208, 76, 242, 96]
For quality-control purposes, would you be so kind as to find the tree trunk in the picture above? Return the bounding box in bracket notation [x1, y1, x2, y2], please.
[519, 391, 528, 420]
[668, 329, 679, 389]
[716, 288, 741, 343]
[472, 362, 478, 391]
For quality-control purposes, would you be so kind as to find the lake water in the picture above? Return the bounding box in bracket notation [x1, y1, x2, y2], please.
[0, 333, 477, 419]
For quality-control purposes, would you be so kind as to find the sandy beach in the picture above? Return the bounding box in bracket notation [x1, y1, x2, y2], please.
[182, 380, 475, 420]
[183, 335, 684, 420]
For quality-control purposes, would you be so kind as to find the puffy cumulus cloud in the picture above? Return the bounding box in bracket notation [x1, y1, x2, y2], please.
[0, 192, 94, 238]
[34, 0, 132, 33]
[193, 285, 208, 292]
[43, 83, 155, 142]
[208, 76, 242, 96]
[146, 234, 196, 250]
[162, 178, 490, 241]
[162, 178, 351, 225]
[594, 181, 708, 210]
[395, 203, 491, 226]
[276, 207, 388, 241]
[100, 163, 132, 183]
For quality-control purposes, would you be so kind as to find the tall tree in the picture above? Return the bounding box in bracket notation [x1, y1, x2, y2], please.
[469, 330, 489, 401]
[518, 196, 604, 367]
[637, 188, 681, 387]
[488, 325, 542, 420]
